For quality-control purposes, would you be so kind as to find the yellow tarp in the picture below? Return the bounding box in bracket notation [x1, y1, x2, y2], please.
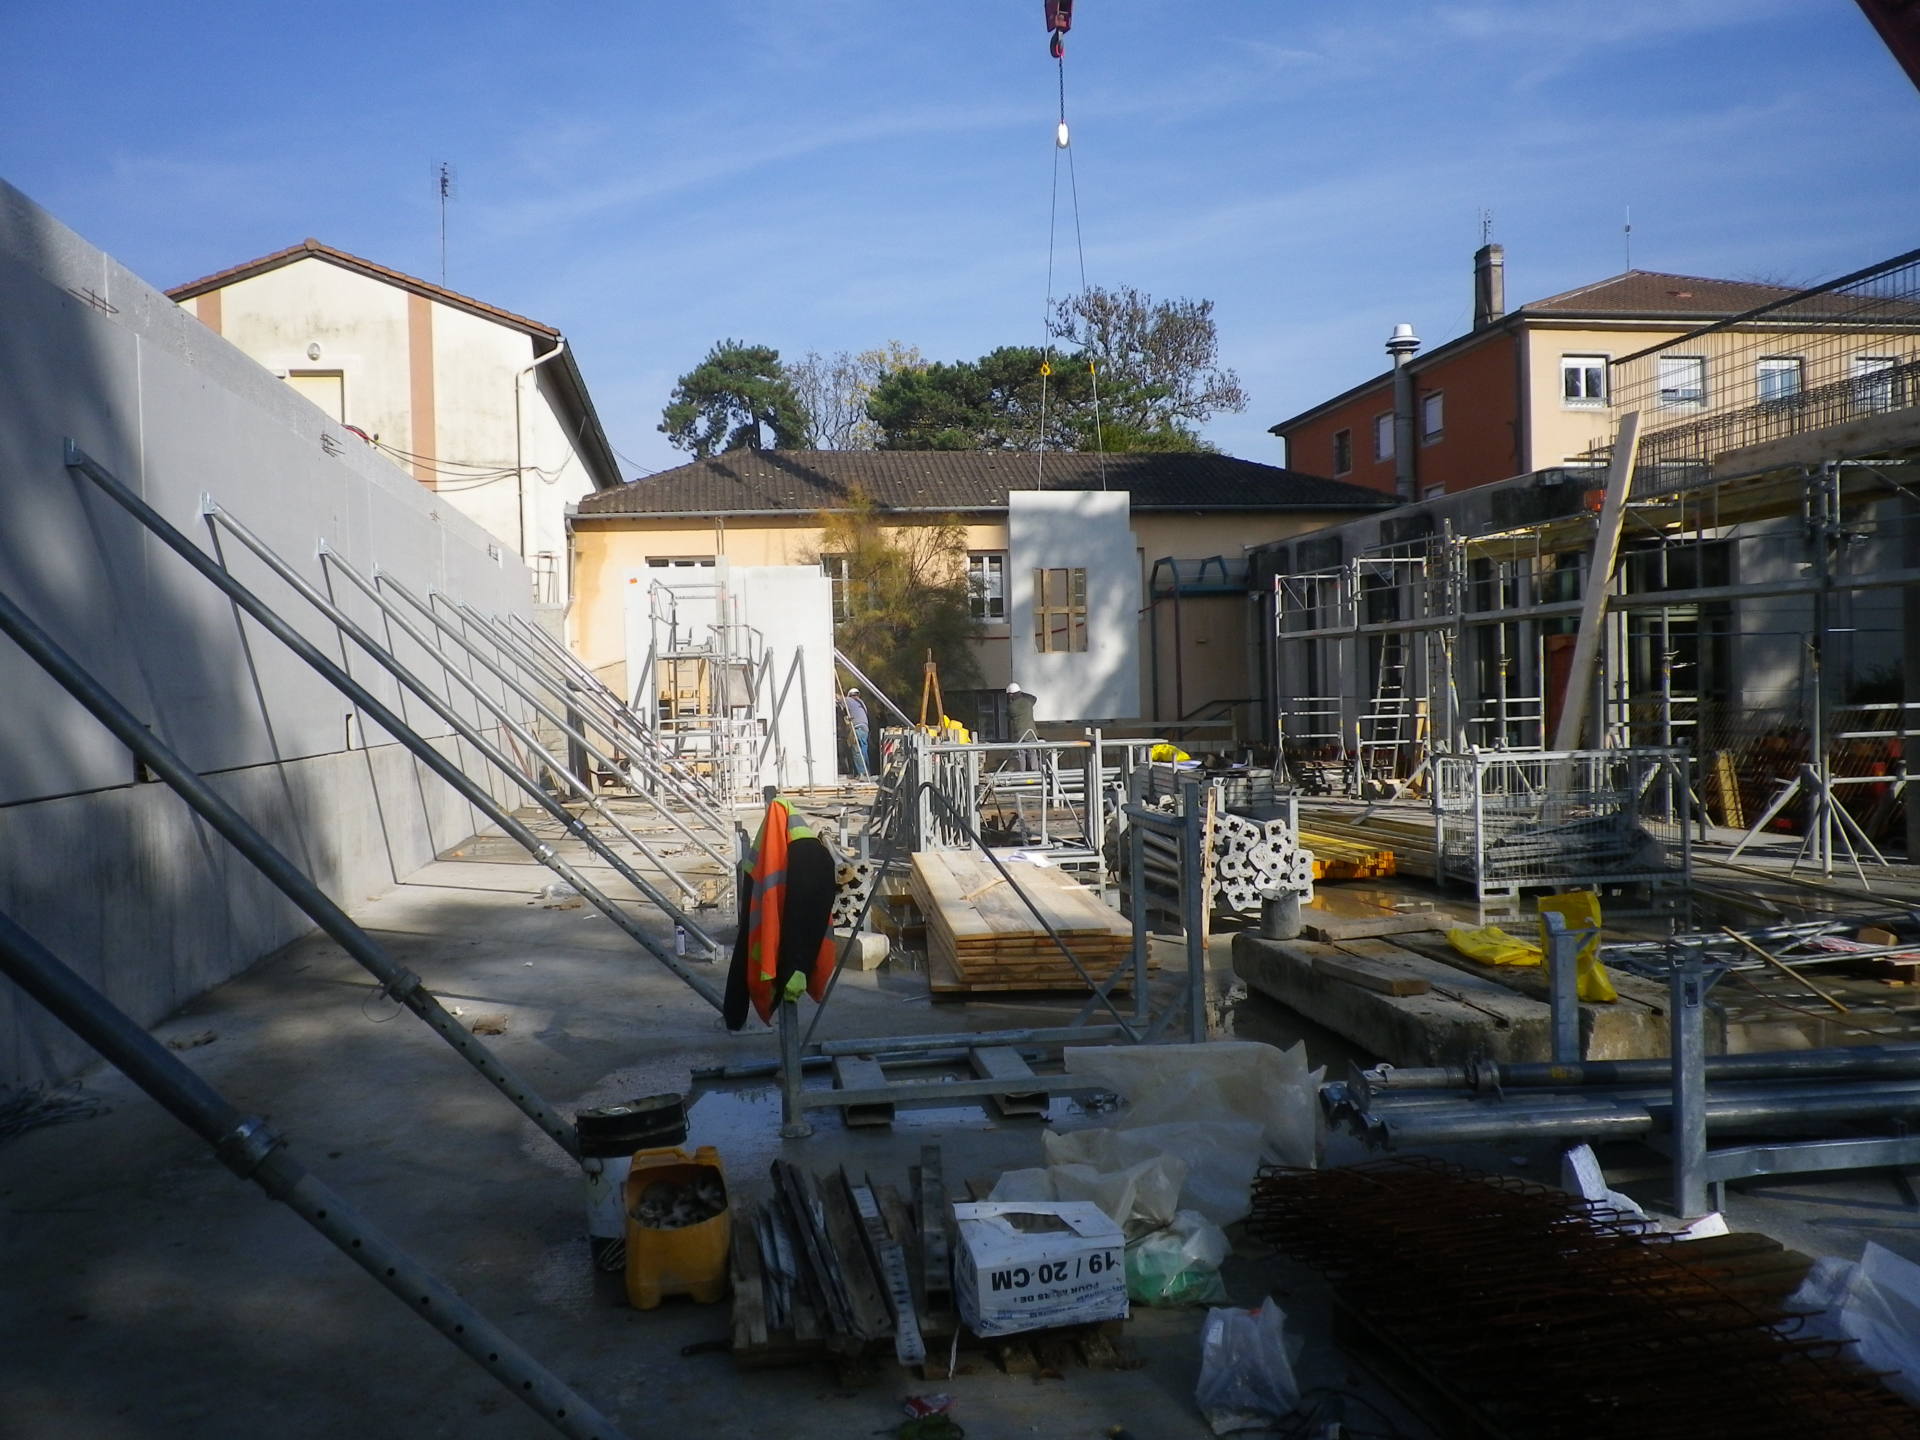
[1148, 743, 1192, 763]
[1446, 892, 1617, 1003]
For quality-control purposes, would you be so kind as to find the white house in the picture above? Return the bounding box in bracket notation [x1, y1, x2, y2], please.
[169, 239, 623, 609]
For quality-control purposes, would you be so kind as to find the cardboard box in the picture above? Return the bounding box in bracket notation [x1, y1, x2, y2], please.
[952, 1201, 1128, 1337]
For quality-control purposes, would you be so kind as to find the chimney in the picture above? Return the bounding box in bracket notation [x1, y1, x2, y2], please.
[1386, 323, 1421, 502]
[1474, 242, 1505, 329]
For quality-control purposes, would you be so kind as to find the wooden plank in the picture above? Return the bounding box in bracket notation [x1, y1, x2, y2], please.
[1302, 911, 1446, 943]
[846, 1172, 925, 1367]
[818, 1172, 896, 1343]
[916, 1146, 953, 1321]
[969, 1046, 1049, 1118]
[730, 1201, 768, 1352]
[831, 1055, 895, 1128]
[1310, 952, 1431, 997]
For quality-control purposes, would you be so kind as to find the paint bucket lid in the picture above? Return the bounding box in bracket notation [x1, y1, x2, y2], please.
[576, 1094, 688, 1156]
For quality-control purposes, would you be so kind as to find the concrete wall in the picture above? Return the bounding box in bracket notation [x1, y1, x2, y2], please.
[0, 180, 536, 1086]
[185, 255, 599, 604]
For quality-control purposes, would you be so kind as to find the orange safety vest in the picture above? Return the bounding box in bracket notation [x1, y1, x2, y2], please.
[733, 796, 835, 1027]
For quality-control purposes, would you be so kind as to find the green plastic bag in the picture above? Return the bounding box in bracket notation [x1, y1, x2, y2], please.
[1126, 1210, 1230, 1306]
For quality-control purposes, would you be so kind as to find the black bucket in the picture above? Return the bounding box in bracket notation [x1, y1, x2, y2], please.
[577, 1094, 688, 1156]
[578, 1094, 688, 1271]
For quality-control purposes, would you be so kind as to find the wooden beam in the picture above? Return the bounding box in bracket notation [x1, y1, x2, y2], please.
[1552, 411, 1641, 752]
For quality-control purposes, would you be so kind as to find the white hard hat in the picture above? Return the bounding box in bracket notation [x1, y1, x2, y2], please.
[1006, 682, 1022, 694]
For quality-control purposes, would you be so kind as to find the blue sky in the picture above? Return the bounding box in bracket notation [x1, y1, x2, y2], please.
[4, 1, 1916, 474]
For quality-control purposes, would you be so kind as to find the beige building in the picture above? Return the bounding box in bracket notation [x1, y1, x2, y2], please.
[570, 449, 1392, 742]
[169, 240, 623, 608]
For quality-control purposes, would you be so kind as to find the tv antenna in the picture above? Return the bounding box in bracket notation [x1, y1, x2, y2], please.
[435, 162, 456, 285]
[1478, 208, 1493, 246]
[1623, 204, 1633, 271]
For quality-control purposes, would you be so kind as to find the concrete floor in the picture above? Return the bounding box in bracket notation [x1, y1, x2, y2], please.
[0, 809, 1406, 1440]
[13, 797, 1920, 1437]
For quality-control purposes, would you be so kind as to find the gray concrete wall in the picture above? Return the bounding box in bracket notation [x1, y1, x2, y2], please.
[0, 180, 537, 1086]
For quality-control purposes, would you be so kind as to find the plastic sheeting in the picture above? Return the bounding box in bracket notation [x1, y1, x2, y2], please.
[1787, 1242, 1920, 1406]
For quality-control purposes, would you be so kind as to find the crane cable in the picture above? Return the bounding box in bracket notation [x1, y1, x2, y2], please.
[1037, 43, 1105, 491]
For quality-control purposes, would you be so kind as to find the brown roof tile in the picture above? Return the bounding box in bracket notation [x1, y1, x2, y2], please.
[1522, 269, 1805, 319]
[574, 449, 1394, 518]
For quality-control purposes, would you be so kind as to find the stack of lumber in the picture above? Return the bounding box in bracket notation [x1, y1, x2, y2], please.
[910, 849, 1135, 995]
[1298, 804, 1438, 880]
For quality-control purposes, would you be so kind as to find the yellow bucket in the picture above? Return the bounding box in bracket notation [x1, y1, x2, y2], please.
[622, 1145, 731, 1310]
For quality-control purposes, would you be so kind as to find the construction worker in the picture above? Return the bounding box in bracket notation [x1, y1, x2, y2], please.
[841, 688, 870, 777]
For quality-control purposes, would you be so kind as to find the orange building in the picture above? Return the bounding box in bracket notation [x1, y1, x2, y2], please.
[1270, 247, 1818, 499]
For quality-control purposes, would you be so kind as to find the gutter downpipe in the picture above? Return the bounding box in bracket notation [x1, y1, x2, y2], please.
[515, 337, 570, 571]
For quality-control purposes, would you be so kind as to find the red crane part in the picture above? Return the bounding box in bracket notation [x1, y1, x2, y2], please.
[1855, 0, 1920, 94]
[1045, 0, 1074, 58]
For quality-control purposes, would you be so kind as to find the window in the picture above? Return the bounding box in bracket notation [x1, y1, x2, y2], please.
[1561, 354, 1608, 406]
[1420, 392, 1444, 442]
[1853, 355, 1901, 414]
[1373, 412, 1395, 461]
[967, 551, 1006, 621]
[645, 556, 716, 568]
[1421, 482, 1445, 500]
[1657, 355, 1706, 409]
[1033, 566, 1088, 653]
[820, 553, 853, 621]
[285, 369, 345, 422]
[1332, 428, 1353, 475]
[1756, 356, 1803, 405]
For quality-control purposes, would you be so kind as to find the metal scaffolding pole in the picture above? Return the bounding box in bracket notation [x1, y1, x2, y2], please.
[384, 577, 728, 840]
[342, 560, 732, 877]
[200, 506, 722, 952]
[477, 606, 740, 816]
[0, 907, 629, 1440]
[496, 610, 727, 812]
[0, 579, 582, 1161]
[61, 442, 724, 1013]
[479, 605, 731, 823]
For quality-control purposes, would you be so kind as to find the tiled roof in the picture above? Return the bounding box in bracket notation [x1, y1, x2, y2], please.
[167, 238, 559, 338]
[574, 449, 1394, 518]
[1521, 269, 1806, 320]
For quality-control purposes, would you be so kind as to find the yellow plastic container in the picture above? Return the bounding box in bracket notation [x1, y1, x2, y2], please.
[623, 1145, 731, 1310]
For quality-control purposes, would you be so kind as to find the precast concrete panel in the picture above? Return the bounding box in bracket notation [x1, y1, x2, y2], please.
[1008, 490, 1141, 721]
[735, 566, 839, 790]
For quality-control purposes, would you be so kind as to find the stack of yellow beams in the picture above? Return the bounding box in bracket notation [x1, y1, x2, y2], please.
[1301, 831, 1397, 881]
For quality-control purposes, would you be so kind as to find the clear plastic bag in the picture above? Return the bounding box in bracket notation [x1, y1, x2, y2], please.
[1195, 1298, 1299, 1434]
[1788, 1242, 1920, 1405]
[1061, 1041, 1322, 1224]
[1127, 1210, 1230, 1307]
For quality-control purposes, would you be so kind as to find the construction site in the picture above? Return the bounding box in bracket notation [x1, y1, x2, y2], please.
[12, 5, 1920, 1440]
